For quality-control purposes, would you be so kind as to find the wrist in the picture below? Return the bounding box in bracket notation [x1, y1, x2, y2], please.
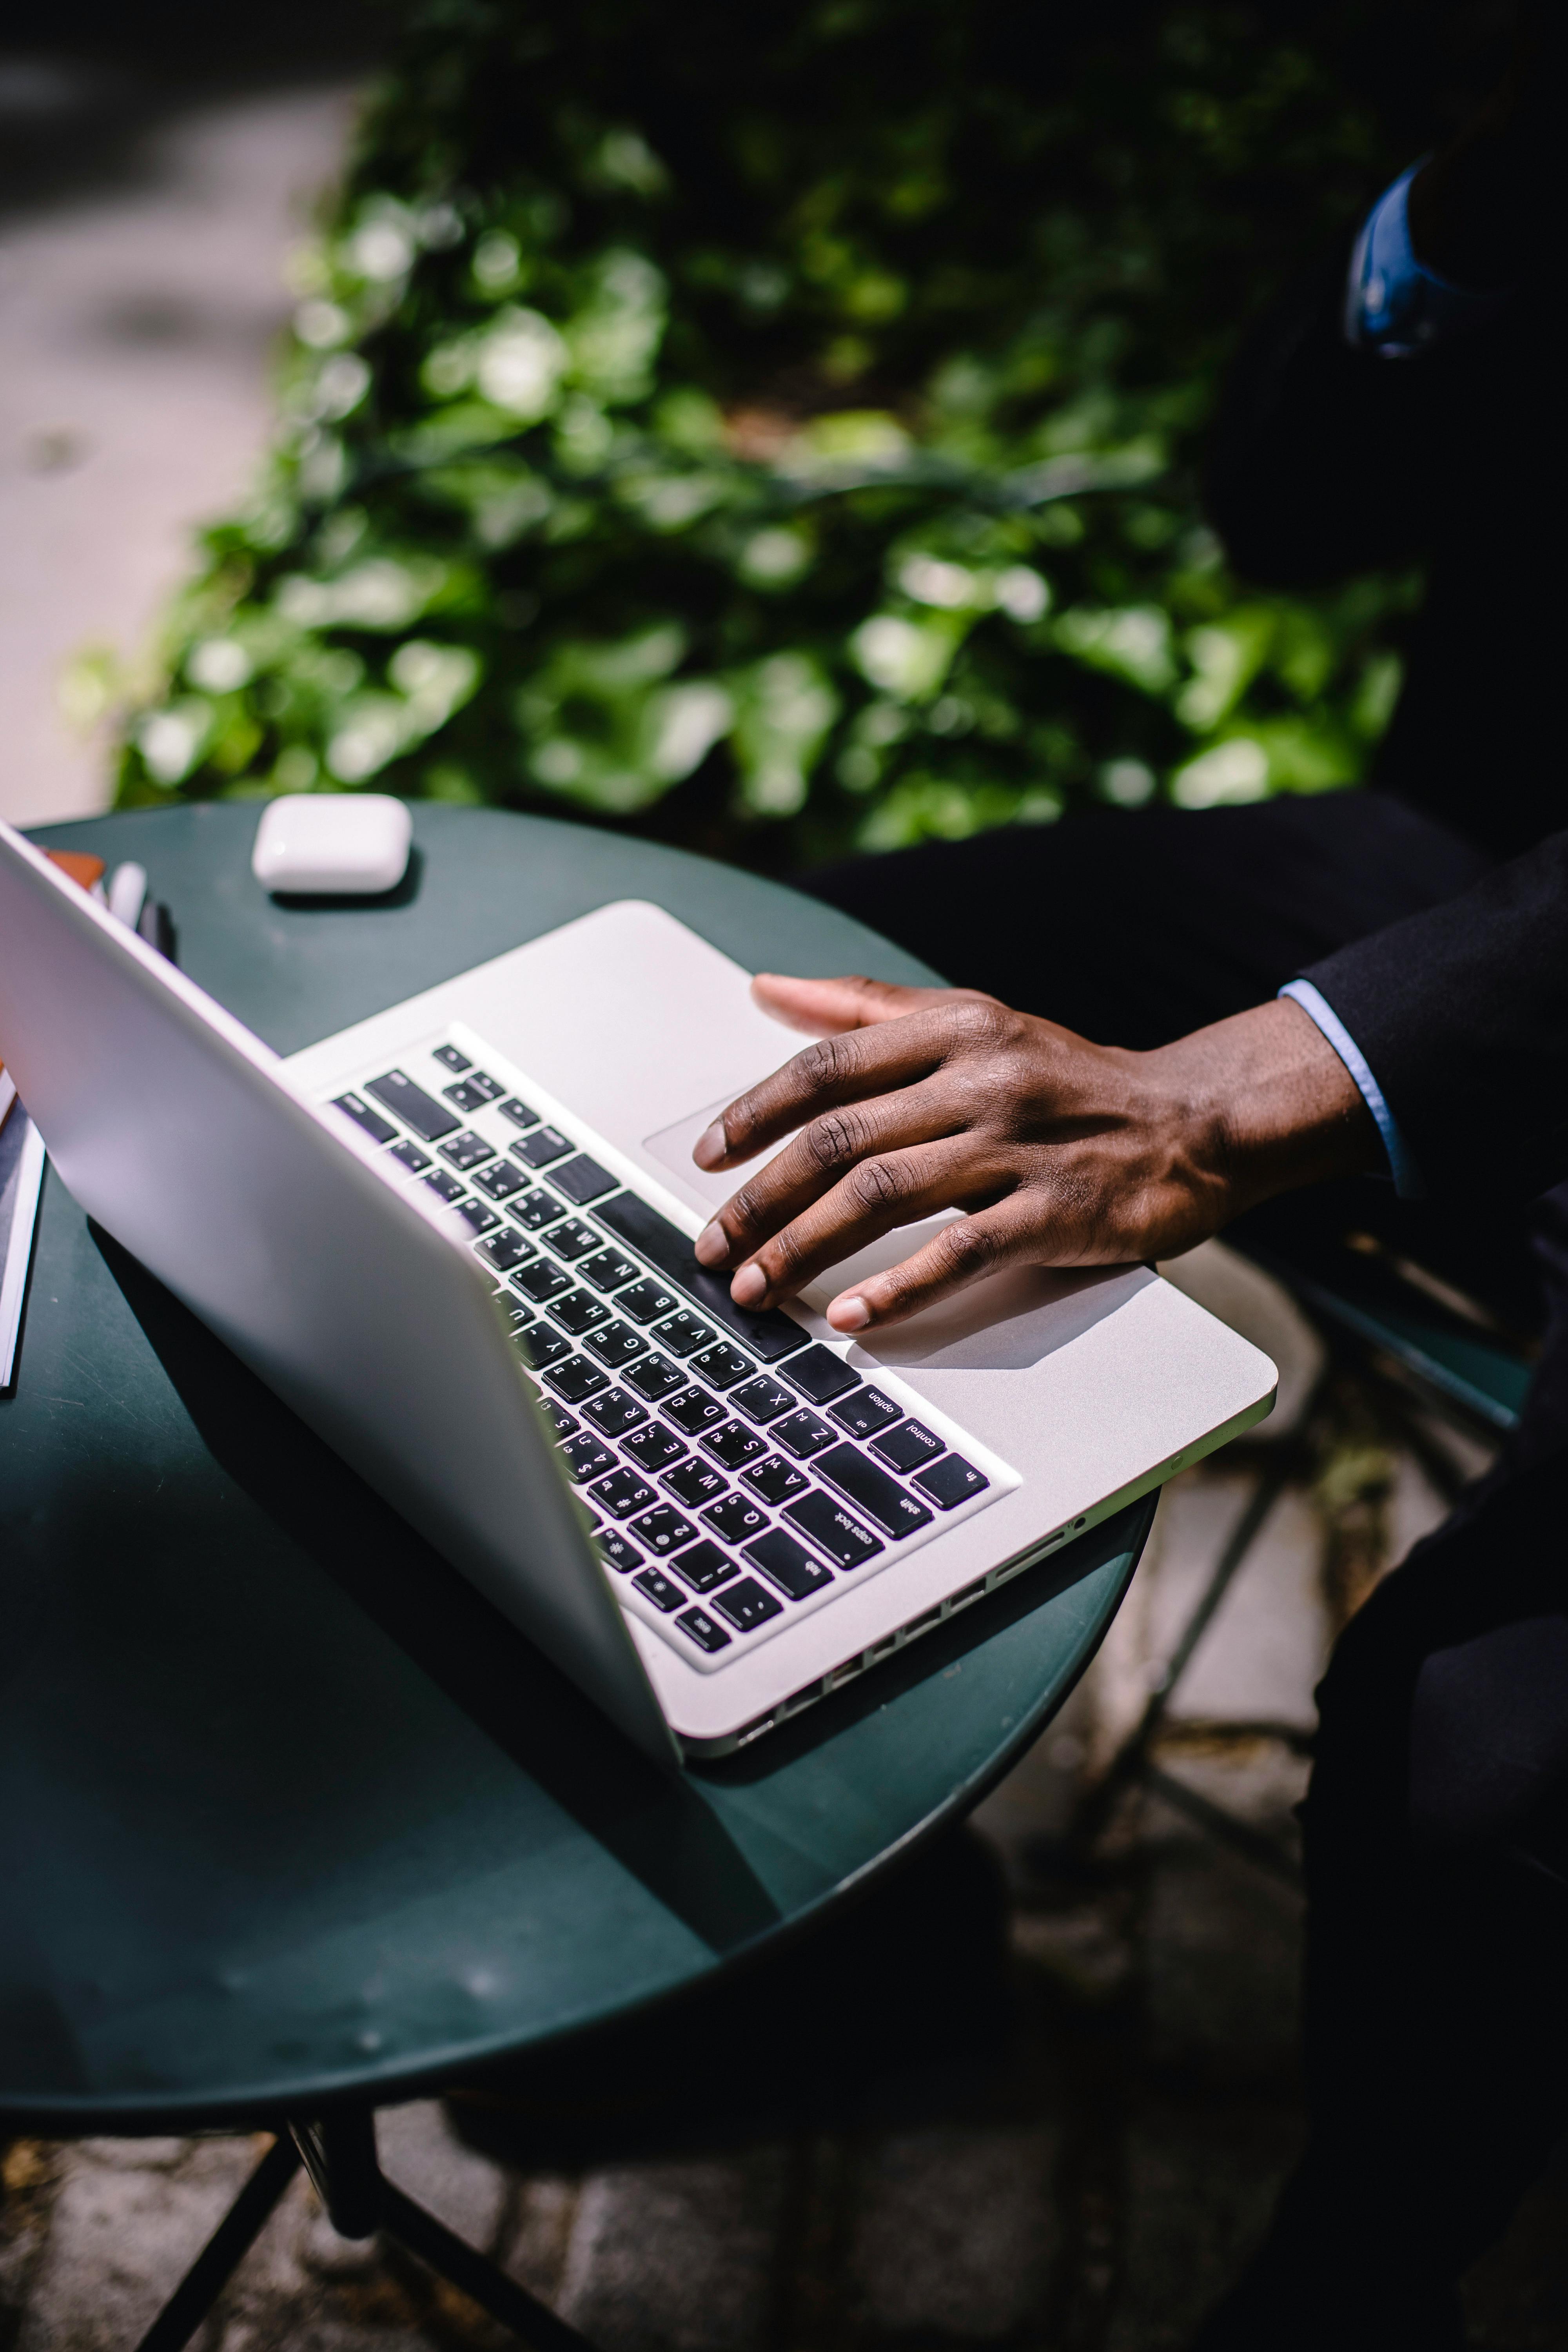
[1149, 998, 1380, 1221]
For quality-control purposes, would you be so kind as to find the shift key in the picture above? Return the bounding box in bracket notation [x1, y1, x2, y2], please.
[817, 1443, 933, 1540]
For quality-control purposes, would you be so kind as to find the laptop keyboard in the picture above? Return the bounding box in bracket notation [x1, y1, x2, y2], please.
[330, 1035, 1012, 1670]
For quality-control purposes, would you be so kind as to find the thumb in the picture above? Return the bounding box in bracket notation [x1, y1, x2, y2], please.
[750, 971, 956, 1036]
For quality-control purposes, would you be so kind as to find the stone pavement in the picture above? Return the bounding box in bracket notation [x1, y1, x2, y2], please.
[5, 1241, 1567, 2349]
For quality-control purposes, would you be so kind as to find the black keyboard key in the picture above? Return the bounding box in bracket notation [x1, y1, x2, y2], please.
[817, 1442, 933, 1539]
[579, 1249, 640, 1294]
[509, 1189, 566, 1232]
[780, 1345, 861, 1407]
[544, 1218, 602, 1262]
[651, 1310, 715, 1358]
[676, 1606, 731, 1654]
[440, 1129, 495, 1172]
[554, 1154, 618, 1206]
[515, 1126, 573, 1169]
[590, 1468, 659, 1520]
[731, 1376, 795, 1424]
[711, 1579, 784, 1635]
[584, 1321, 648, 1369]
[389, 1138, 431, 1175]
[333, 1091, 397, 1145]
[630, 1504, 697, 1556]
[785, 1489, 882, 1569]
[773, 1409, 836, 1459]
[704, 1493, 768, 1546]
[662, 1387, 725, 1436]
[671, 1539, 738, 1595]
[633, 1567, 685, 1613]
[432, 1044, 470, 1072]
[518, 1325, 572, 1372]
[701, 1420, 766, 1472]
[479, 1229, 532, 1275]
[615, 1278, 681, 1325]
[581, 1388, 649, 1439]
[744, 1528, 834, 1600]
[624, 1353, 686, 1403]
[829, 1386, 902, 1439]
[443, 1076, 503, 1112]
[624, 1424, 687, 1472]
[743, 1455, 809, 1506]
[664, 1458, 728, 1508]
[915, 1454, 990, 1509]
[473, 1160, 527, 1202]
[539, 1398, 578, 1440]
[456, 1198, 501, 1237]
[550, 1290, 613, 1338]
[544, 1354, 610, 1403]
[691, 1342, 755, 1390]
[562, 1433, 616, 1484]
[504, 1298, 535, 1336]
[595, 1193, 813, 1365]
[367, 1069, 461, 1142]
[597, 1529, 642, 1573]
[871, 1419, 945, 1473]
[423, 1168, 466, 1205]
[513, 1258, 572, 1305]
[497, 1096, 539, 1129]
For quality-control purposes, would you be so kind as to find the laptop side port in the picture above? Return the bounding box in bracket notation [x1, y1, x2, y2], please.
[906, 1606, 942, 1635]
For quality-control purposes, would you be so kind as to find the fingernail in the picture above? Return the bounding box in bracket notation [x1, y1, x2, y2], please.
[828, 1294, 871, 1332]
[693, 1120, 727, 1170]
[731, 1263, 766, 1307]
[694, 1220, 728, 1266]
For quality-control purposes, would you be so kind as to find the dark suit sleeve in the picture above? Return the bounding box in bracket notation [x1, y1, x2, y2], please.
[1301, 831, 1568, 1203]
[1203, 239, 1496, 588]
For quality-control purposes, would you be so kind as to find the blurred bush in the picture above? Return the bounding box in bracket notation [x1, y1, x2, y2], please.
[111, 0, 1417, 866]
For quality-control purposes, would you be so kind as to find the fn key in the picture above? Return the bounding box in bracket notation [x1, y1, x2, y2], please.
[914, 1455, 989, 1508]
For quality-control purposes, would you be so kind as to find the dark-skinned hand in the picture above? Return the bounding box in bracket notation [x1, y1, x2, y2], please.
[691, 975, 1379, 1336]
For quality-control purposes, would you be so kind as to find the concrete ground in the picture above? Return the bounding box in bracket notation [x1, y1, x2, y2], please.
[4, 1242, 1567, 2349]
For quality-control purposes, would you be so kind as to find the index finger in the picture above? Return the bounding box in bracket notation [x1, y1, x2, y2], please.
[693, 1012, 953, 1173]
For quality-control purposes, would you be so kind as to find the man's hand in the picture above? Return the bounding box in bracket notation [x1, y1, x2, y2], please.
[691, 975, 1379, 1334]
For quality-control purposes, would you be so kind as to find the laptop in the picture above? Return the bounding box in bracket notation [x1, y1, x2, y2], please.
[0, 819, 1276, 1762]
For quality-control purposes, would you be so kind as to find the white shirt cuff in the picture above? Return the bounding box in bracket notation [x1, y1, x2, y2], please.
[1279, 978, 1423, 1199]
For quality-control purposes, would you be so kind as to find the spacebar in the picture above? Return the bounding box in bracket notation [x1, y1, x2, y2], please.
[596, 1193, 810, 1364]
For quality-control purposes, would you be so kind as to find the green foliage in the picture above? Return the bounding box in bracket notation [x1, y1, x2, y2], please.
[113, 0, 1416, 863]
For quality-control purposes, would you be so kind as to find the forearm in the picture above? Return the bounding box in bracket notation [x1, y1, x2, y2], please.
[1302, 832, 1568, 1205]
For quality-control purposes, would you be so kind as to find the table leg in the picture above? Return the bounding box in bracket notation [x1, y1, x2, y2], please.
[289, 2106, 599, 2351]
[132, 2133, 301, 2352]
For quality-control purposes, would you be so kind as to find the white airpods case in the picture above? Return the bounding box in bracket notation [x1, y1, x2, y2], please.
[251, 795, 413, 896]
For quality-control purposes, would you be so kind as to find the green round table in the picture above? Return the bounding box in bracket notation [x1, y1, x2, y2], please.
[1, 802, 1152, 2344]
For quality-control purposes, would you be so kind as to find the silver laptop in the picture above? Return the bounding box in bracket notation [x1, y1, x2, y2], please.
[0, 820, 1275, 1762]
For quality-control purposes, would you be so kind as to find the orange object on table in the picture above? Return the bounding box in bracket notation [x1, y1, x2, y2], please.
[45, 851, 105, 892]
